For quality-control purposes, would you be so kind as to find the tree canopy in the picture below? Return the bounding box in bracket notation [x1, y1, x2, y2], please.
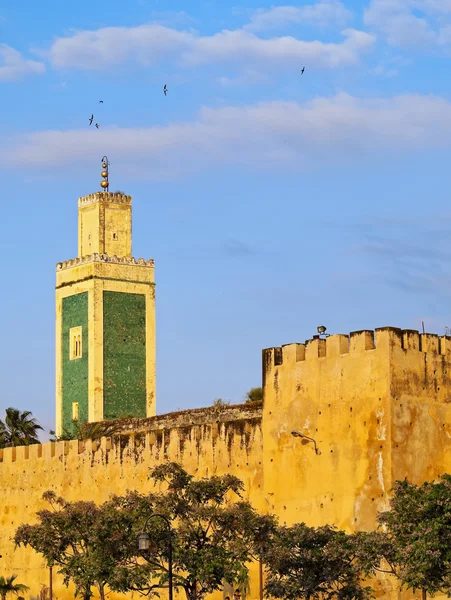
[263, 523, 375, 600]
[109, 462, 277, 600]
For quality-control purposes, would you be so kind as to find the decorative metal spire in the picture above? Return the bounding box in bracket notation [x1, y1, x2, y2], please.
[100, 156, 110, 191]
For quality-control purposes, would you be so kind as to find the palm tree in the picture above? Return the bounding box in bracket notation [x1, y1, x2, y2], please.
[0, 575, 30, 600]
[50, 419, 123, 442]
[0, 408, 43, 449]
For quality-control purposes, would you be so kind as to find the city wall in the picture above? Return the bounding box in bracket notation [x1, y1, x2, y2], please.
[3, 328, 451, 600]
[0, 403, 263, 600]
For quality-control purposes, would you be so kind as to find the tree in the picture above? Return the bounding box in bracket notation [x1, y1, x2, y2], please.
[0, 575, 29, 600]
[14, 491, 136, 600]
[0, 408, 43, 448]
[109, 462, 276, 600]
[49, 420, 123, 442]
[370, 476, 451, 600]
[244, 388, 262, 403]
[263, 523, 374, 600]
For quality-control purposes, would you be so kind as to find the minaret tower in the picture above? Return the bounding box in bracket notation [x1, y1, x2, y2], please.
[55, 158, 156, 436]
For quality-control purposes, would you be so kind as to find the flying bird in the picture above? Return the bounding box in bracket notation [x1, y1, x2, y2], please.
[99, 100, 103, 103]
[95, 123, 99, 129]
[89, 114, 94, 125]
[301, 66, 305, 74]
[163, 84, 167, 96]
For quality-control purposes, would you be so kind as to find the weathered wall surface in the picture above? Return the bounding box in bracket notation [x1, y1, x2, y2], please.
[6, 326, 451, 600]
[262, 329, 395, 534]
[388, 329, 451, 485]
[0, 403, 263, 600]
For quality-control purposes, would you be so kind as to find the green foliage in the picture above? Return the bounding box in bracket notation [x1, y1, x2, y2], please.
[109, 462, 277, 600]
[0, 575, 30, 600]
[263, 523, 374, 600]
[0, 408, 43, 448]
[375, 475, 451, 597]
[49, 420, 124, 442]
[14, 491, 136, 600]
[244, 388, 262, 403]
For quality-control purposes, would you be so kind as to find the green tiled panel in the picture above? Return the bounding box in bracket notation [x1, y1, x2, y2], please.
[62, 292, 89, 433]
[103, 291, 147, 419]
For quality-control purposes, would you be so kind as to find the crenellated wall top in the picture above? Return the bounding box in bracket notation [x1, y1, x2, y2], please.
[263, 327, 451, 370]
[56, 253, 154, 271]
[78, 192, 132, 208]
[0, 402, 263, 465]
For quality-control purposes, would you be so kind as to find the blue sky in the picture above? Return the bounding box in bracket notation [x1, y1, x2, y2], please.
[1, 0, 451, 438]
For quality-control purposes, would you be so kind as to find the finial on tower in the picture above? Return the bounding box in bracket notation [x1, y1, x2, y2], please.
[101, 156, 110, 191]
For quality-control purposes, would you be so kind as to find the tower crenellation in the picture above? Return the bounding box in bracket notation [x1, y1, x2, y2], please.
[263, 327, 451, 372]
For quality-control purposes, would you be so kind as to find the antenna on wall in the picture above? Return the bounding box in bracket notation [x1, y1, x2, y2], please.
[422, 321, 425, 334]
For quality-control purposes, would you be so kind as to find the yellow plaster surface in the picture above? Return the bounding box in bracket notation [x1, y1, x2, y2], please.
[0, 409, 263, 600]
[18, 326, 451, 600]
[78, 193, 132, 258]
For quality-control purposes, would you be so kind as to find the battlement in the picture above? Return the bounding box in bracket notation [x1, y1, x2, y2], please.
[263, 327, 451, 371]
[56, 253, 154, 271]
[78, 192, 132, 208]
[0, 402, 263, 465]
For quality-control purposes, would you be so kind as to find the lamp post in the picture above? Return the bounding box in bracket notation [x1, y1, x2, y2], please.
[138, 514, 173, 600]
[49, 562, 53, 600]
[291, 430, 321, 455]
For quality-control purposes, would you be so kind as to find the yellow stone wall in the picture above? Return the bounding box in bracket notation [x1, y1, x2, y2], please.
[0, 405, 263, 600]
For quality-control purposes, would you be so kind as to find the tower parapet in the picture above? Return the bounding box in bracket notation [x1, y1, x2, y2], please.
[263, 327, 451, 373]
[78, 192, 132, 208]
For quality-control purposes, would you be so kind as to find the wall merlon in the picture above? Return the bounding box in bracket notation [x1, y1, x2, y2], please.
[350, 330, 375, 352]
[375, 326, 403, 349]
[420, 333, 439, 353]
[401, 329, 420, 351]
[326, 334, 349, 357]
[440, 336, 451, 355]
[305, 338, 326, 359]
[282, 343, 305, 363]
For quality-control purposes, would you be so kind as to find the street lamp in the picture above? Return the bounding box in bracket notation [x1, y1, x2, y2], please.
[291, 430, 321, 455]
[138, 513, 173, 600]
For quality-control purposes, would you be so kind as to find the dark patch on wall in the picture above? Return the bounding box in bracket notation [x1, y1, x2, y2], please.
[62, 292, 89, 434]
[103, 291, 147, 420]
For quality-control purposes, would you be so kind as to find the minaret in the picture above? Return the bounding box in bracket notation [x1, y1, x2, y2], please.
[55, 158, 156, 436]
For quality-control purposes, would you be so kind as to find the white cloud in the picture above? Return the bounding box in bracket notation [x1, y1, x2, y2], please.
[2, 93, 451, 179]
[180, 28, 375, 69]
[244, 1, 353, 32]
[364, 0, 451, 47]
[46, 22, 374, 71]
[48, 24, 194, 69]
[0, 44, 45, 81]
